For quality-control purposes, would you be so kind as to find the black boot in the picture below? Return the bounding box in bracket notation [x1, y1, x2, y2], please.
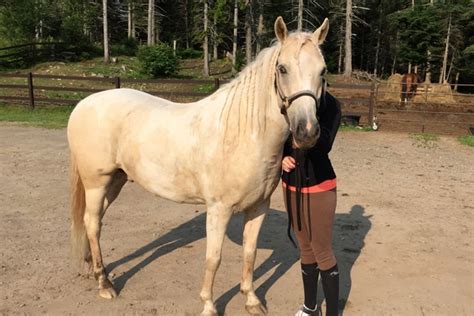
[320, 264, 339, 316]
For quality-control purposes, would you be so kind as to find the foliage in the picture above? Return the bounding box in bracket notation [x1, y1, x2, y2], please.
[458, 135, 474, 147]
[0, 0, 472, 84]
[137, 44, 180, 77]
[112, 38, 139, 56]
[177, 48, 203, 59]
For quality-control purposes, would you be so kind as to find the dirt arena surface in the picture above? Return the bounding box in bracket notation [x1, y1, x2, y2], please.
[0, 124, 472, 315]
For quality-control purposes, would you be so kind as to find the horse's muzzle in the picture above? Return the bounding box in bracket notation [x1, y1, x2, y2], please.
[293, 121, 320, 149]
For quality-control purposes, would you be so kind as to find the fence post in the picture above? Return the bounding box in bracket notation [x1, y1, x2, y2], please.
[214, 78, 220, 91]
[368, 80, 376, 127]
[115, 77, 121, 89]
[27, 72, 35, 109]
[424, 82, 429, 104]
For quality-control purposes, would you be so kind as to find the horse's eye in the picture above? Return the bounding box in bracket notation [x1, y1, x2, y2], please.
[278, 65, 287, 74]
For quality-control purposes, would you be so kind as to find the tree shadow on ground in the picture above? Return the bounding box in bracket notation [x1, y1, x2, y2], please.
[106, 205, 371, 315]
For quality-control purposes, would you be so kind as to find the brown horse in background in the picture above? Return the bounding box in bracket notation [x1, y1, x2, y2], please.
[400, 72, 421, 103]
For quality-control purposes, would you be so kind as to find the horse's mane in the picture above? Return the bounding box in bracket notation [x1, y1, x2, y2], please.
[213, 32, 315, 142]
[213, 45, 280, 140]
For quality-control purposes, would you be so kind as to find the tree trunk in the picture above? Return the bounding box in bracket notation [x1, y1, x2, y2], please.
[343, 0, 352, 77]
[373, 30, 381, 76]
[338, 23, 343, 74]
[103, 0, 109, 63]
[338, 41, 343, 74]
[454, 72, 459, 91]
[446, 49, 455, 82]
[439, 14, 451, 84]
[297, 0, 303, 31]
[203, 0, 209, 77]
[245, 0, 253, 64]
[256, 10, 264, 55]
[128, 1, 134, 38]
[184, 0, 189, 49]
[213, 14, 218, 60]
[425, 49, 432, 83]
[391, 55, 396, 75]
[147, 0, 154, 45]
[412, 0, 415, 9]
[232, 0, 238, 73]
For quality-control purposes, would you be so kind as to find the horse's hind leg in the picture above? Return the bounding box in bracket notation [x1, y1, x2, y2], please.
[200, 204, 233, 316]
[83, 174, 120, 299]
[103, 170, 128, 212]
[241, 199, 269, 315]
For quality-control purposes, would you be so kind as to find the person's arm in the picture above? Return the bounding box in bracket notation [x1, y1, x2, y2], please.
[282, 135, 295, 173]
[311, 92, 341, 154]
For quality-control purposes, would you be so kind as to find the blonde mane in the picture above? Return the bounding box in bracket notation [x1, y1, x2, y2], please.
[215, 45, 280, 140]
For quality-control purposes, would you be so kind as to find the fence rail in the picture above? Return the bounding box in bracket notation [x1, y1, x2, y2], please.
[0, 72, 473, 134]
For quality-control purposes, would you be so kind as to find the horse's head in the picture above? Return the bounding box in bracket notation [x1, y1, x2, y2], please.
[274, 16, 329, 149]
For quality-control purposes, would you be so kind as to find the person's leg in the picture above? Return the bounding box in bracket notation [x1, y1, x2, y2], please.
[309, 189, 339, 316]
[284, 189, 319, 313]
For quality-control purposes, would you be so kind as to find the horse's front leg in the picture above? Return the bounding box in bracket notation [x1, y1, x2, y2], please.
[200, 204, 233, 316]
[240, 199, 269, 315]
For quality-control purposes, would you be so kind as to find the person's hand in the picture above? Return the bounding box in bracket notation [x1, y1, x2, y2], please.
[282, 156, 296, 172]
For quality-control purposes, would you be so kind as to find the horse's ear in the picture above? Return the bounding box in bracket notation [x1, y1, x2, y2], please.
[274, 16, 288, 43]
[312, 18, 329, 45]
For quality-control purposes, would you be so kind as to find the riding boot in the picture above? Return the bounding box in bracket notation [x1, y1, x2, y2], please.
[320, 264, 339, 316]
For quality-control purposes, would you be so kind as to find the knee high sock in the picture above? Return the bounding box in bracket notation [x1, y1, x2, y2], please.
[301, 263, 320, 310]
[320, 264, 339, 316]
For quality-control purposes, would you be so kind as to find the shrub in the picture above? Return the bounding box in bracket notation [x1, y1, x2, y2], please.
[177, 48, 202, 59]
[112, 38, 138, 56]
[137, 44, 179, 77]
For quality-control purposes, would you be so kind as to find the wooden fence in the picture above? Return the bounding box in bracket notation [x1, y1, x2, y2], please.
[1, 72, 473, 134]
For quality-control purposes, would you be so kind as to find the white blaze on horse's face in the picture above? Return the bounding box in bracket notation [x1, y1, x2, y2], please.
[274, 17, 329, 149]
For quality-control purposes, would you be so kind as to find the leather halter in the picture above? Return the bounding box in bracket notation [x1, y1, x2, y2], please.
[274, 64, 321, 116]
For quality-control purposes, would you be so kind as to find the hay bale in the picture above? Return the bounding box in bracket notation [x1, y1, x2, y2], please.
[412, 83, 455, 104]
[378, 74, 403, 102]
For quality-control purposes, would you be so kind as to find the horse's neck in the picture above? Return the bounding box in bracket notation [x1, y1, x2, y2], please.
[210, 47, 288, 150]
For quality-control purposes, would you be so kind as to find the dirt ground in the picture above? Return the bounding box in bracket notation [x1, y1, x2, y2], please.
[0, 124, 472, 316]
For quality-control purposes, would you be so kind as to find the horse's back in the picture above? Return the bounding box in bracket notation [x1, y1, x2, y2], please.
[67, 89, 168, 175]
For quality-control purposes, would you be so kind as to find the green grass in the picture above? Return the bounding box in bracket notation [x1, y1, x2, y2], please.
[410, 132, 440, 148]
[339, 125, 373, 132]
[458, 135, 474, 147]
[0, 104, 73, 128]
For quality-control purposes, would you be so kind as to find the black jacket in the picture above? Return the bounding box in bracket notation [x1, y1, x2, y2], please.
[281, 92, 341, 187]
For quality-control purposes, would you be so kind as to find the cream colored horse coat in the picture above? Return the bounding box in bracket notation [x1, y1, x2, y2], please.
[68, 17, 329, 316]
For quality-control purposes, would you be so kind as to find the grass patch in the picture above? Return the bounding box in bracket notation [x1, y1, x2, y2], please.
[339, 125, 373, 132]
[0, 104, 73, 128]
[410, 132, 439, 148]
[193, 83, 216, 93]
[458, 135, 474, 147]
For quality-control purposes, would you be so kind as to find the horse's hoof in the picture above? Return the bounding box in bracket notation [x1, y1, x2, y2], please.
[246, 303, 267, 316]
[99, 287, 117, 299]
[200, 302, 217, 316]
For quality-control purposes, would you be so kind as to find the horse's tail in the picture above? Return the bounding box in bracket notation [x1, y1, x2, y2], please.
[69, 153, 90, 267]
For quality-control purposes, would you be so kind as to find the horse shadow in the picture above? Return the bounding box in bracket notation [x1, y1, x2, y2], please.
[106, 205, 371, 315]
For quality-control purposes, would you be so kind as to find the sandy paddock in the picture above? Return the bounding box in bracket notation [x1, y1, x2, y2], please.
[0, 124, 472, 315]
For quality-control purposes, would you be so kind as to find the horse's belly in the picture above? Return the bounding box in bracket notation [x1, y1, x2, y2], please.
[120, 153, 205, 205]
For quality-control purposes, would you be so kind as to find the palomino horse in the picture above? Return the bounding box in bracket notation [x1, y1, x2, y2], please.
[68, 16, 329, 315]
[400, 72, 421, 103]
